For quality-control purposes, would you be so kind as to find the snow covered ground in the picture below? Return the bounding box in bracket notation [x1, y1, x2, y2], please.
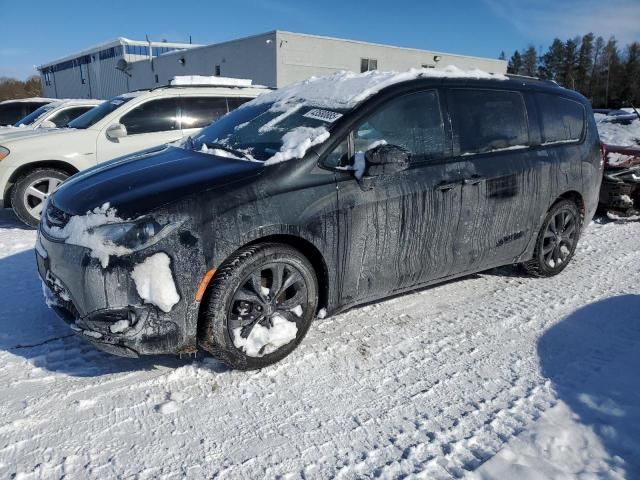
[0, 207, 639, 479]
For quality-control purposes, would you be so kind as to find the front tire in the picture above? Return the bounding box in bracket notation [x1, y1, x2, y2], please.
[11, 168, 69, 228]
[522, 199, 581, 277]
[198, 243, 318, 370]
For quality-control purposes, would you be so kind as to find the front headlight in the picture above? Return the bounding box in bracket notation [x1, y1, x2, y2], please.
[0, 146, 9, 161]
[88, 219, 176, 251]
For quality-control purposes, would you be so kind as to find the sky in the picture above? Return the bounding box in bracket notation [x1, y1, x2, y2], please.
[1, 0, 639, 79]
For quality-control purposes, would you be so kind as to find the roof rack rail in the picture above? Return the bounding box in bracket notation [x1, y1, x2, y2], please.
[506, 74, 560, 87]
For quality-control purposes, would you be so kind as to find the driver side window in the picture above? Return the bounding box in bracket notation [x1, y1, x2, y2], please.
[354, 90, 445, 162]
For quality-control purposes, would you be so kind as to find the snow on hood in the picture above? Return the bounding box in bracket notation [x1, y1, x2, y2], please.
[252, 65, 508, 111]
[266, 126, 330, 165]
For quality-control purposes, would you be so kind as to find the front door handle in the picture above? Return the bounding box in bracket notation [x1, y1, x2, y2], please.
[464, 175, 485, 185]
[436, 181, 461, 192]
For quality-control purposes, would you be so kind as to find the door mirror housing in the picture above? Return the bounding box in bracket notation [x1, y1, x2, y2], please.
[106, 123, 127, 140]
[356, 144, 411, 179]
[39, 120, 57, 129]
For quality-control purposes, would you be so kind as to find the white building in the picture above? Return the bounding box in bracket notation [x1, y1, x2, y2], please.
[38, 38, 200, 99]
[39, 32, 507, 99]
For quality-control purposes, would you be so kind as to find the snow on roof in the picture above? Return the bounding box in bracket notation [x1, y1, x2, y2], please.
[0, 97, 57, 105]
[252, 65, 508, 111]
[170, 76, 254, 87]
[596, 116, 640, 147]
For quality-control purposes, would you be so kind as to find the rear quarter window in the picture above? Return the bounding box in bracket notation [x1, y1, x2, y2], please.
[448, 89, 529, 155]
[536, 93, 585, 144]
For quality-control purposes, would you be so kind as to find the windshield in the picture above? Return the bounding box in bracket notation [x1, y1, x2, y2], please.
[187, 102, 346, 161]
[13, 104, 56, 127]
[68, 96, 134, 129]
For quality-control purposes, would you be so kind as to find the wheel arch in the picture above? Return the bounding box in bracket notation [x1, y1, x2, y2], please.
[556, 190, 585, 224]
[243, 234, 329, 314]
[200, 233, 330, 316]
[4, 160, 79, 208]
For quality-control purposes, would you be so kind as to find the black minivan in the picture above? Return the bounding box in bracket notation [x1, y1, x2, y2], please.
[36, 69, 602, 369]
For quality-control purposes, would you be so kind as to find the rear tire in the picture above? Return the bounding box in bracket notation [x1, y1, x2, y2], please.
[198, 243, 318, 370]
[11, 168, 69, 228]
[521, 199, 581, 277]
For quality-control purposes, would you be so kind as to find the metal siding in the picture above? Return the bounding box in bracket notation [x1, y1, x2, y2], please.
[129, 33, 278, 89]
[276, 32, 507, 87]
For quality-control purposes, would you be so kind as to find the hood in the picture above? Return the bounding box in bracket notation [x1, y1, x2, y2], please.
[0, 127, 82, 145]
[52, 145, 264, 217]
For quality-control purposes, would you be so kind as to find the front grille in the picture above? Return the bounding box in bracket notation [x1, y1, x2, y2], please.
[44, 203, 71, 230]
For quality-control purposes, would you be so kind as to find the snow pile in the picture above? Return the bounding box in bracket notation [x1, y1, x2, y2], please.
[607, 152, 636, 166]
[232, 313, 298, 357]
[130, 253, 180, 313]
[44, 203, 131, 268]
[252, 65, 508, 110]
[171, 75, 253, 87]
[596, 118, 640, 147]
[266, 126, 330, 164]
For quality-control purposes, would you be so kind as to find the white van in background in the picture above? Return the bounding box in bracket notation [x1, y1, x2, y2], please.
[0, 99, 102, 137]
[0, 77, 270, 226]
[0, 98, 58, 126]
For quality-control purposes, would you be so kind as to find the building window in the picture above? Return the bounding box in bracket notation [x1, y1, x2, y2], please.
[215, 65, 221, 76]
[360, 58, 378, 72]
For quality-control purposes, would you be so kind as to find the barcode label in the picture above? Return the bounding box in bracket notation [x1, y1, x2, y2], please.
[303, 109, 343, 123]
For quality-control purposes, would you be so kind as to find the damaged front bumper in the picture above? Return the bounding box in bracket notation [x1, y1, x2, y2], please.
[599, 165, 640, 217]
[36, 228, 204, 357]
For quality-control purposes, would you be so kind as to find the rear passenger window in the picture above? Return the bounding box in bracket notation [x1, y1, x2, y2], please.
[120, 98, 180, 135]
[227, 98, 253, 111]
[449, 89, 529, 155]
[180, 97, 228, 130]
[48, 106, 94, 127]
[536, 94, 585, 144]
[353, 90, 445, 162]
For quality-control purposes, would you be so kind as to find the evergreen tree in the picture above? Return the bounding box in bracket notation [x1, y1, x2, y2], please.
[541, 38, 565, 81]
[622, 42, 640, 106]
[499, 51, 506, 61]
[507, 50, 522, 74]
[521, 46, 538, 76]
[575, 33, 594, 95]
[560, 38, 579, 89]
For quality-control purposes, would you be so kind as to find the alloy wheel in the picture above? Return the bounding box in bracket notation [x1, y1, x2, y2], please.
[23, 176, 62, 219]
[542, 208, 577, 268]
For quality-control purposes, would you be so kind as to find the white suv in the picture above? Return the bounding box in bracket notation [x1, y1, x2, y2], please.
[0, 78, 269, 226]
[0, 99, 101, 137]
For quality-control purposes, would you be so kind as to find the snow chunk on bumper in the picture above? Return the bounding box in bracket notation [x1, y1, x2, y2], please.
[131, 253, 180, 313]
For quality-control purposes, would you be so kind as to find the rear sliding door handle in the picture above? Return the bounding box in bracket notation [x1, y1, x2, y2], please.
[436, 181, 461, 192]
[464, 175, 485, 185]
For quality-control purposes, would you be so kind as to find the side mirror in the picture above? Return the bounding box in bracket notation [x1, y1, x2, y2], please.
[354, 144, 411, 180]
[39, 120, 57, 129]
[106, 123, 127, 140]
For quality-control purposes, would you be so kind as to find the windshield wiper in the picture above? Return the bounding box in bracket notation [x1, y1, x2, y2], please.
[199, 142, 253, 161]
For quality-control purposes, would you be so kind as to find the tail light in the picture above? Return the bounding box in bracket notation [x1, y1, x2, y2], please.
[600, 143, 607, 165]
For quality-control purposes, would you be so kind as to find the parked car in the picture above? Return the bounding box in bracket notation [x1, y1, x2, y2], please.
[36, 69, 602, 369]
[0, 99, 101, 137]
[593, 108, 639, 125]
[599, 143, 640, 218]
[0, 78, 269, 226]
[0, 97, 57, 126]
